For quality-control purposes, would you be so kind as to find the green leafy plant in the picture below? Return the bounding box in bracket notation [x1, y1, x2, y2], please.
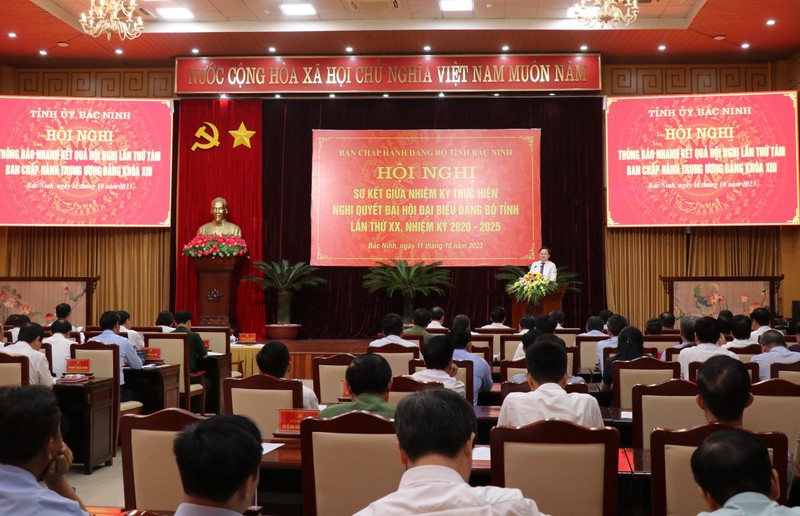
[497, 265, 582, 294]
[242, 260, 327, 324]
[363, 259, 453, 323]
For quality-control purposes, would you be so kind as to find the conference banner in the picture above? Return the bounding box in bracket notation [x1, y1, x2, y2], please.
[311, 129, 541, 266]
[0, 96, 173, 227]
[606, 91, 799, 227]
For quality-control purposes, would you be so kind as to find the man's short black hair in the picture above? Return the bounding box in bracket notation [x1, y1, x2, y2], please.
[4, 314, 20, 326]
[519, 315, 536, 331]
[347, 354, 392, 395]
[659, 311, 676, 328]
[760, 330, 786, 349]
[50, 319, 72, 335]
[718, 310, 734, 319]
[526, 337, 567, 384]
[695, 317, 721, 344]
[175, 310, 192, 325]
[697, 355, 751, 422]
[412, 308, 432, 328]
[0, 385, 61, 464]
[395, 389, 475, 462]
[430, 306, 445, 322]
[680, 315, 699, 342]
[751, 307, 770, 326]
[117, 310, 131, 326]
[731, 315, 752, 340]
[598, 309, 613, 323]
[645, 318, 663, 335]
[382, 313, 404, 336]
[585, 316, 604, 332]
[489, 306, 506, 323]
[452, 314, 471, 330]
[99, 310, 120, 330]
[55, 303, 71, 319]
[173, 414, 262, 505]
[548, 310, 565, 325]
[716, 316, 731, 336]
[521, 329, 544, 353]
[534, 315, 557, 334]
[447, 328, 471, 349]
[606, 315, 628, 337]
[691, 430, 773, 507]
[18, 322, 44, 344]
[256, 341, 290, 377]
[155, 310, 175, 326]
[421, 335, 454, 370]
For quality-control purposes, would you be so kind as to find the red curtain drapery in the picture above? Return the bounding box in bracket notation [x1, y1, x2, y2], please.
[175, 98, 266, 336]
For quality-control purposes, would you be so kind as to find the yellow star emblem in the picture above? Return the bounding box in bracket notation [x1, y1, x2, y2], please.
[228, 122, 257, 149]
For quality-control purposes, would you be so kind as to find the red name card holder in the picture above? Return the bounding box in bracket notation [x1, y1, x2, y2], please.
[145, 348, 162, 361]
[277, 409, 320, 434]
[65, 358, 91, 375]
[202, 339, 210, 350]
[240, 333, 257, 344]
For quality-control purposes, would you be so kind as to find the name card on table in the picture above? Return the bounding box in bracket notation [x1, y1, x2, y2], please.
[239, 333, 257, 343]
[277, 409, 320, 433]
[65, 359, 91, 374]
[145, 348, 162, 360]
[202, 339, 210, 349]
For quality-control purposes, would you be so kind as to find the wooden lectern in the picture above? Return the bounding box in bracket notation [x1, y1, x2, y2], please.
[510, 286, 566, 327]
[191, 257, 243, 330]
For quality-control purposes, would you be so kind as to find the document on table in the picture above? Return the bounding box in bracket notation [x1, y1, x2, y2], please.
[262, 442, 285, 455]
[472, 447, 491, 461]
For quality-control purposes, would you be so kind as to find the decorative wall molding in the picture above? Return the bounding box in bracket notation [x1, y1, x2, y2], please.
[602, 64, 772, 96]
[13, 68, 174, 97]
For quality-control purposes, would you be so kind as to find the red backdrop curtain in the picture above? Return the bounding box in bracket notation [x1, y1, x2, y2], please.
[175, 98, 266, 336]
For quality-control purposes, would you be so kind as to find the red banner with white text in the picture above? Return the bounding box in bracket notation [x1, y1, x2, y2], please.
[311, 129, 541, 266]
[606, 91, 800, 227]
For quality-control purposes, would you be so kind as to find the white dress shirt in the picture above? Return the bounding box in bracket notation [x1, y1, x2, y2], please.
[723, 338, 758, 350]
[751, 326, 772, 342]
[698, 492, 800, 515]
[427, 321, 446, 329]
[119, 325, 145, 349]
[174, 503, 243, 516]
[409, 369, 466, 397]
[579, 330, 607, 337]
[529, 260, 557, 281]
[596, 337, 618, 373]
[354, 465, 542, 516]
[369, 334, 419, 348]
[751, 346, 800, 381]
[0, 341, 54, 387]
[480, 322, 511, 329]
[498, 382, 604, 428]
[0, 464, 87, 516]
[301, 384, 320, 410]
[42, 333, 77, 378]
[678, 343, 739, 379]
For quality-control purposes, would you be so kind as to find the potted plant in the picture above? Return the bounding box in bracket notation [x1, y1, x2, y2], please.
[242, 260, 327, 339]
[363, 259, 452, 324]
[496, 265, 582, 312]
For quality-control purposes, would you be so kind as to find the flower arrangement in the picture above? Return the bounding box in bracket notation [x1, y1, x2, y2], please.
[506, 271, 558, 305]
[183, 235, 248, 258]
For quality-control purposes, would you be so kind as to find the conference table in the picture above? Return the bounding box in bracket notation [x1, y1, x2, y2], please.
[123, 364, 180, 414]
[230, 343, 263, 377]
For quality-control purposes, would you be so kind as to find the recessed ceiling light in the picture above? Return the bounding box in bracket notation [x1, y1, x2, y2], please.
[279, 3, 317, 16]
[440, 0, 473, 12]
[766, 19, 776, 26]
[8, 32, 16, 38]
[156, 7, 194, 19]
[549, 92, 555, 96]
[115, 49, 123, 55]
[438, 92, 445, 97]
[345, 46, 353, 53]
[658, 44, 666, 51]
[423, 45, 431, 52]
[713, 34, 726, 41]
[220, 94, 227, 99]
[501, 45, 509, 52]
[191, 48, 199, 54]
[57, 41, 69, 48]
[383, 93, 389, 98]
[493, 93, 499, 97]
[39, 50, 47, 56]
[580, 45, 588, 51]
[329, 93, 336, 98]
[275, 94, 281, 98]
[268, 46, 277, 53]
[741, 42, 750, 49]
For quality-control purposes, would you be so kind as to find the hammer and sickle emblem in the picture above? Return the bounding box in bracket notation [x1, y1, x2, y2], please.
[191, 122, 220, 151]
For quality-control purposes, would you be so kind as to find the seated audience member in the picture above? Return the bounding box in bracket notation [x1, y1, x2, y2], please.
[579, 316, 606, 337]
[599, 309, 614, 330]
[696, 355, 752, 426]
[42, 319, 77, 378]
[517, 315, 536, 335]
[0, 385, 87, 515]
[117, 310, 144, 349]
[319, 354, 395, 419]
[409, 336, 466, 397]
[452, 313, 479, 336]
[791, 322, 800, 353]
[173, 414, 262, 516]
[173, 310, 208, 379]
[601, 326, 645, 391]
[155, 310, 176, 333]
[370, 313, 417, 349]
[6, 314, 31, 343]
[499, 337, 603, 428]
[534, 315, 557, 335]
[678, 317, 739, 379]
[55, 303, 81, 332]
[718, 310, 734, 319]
[427, 307, 446, 329]
[91, 311, 143, 400]
[751, 330, 800, 382]
[256, 341, 319, 409]
[404, 308, 434, 343]
[481, 306, 511, 329]
[511, 334, 583, 385]
[449, 328, 493, 405]
[355, 389, 544, 516]
[597, 315, 628, 374]
[691, 430, 797, 515]
[512, 328, 544, 361]
[723, 315, 757, 350]
[750, 307, 772, 342]
[0, 323, 54, 387]
[549, 310, 566, 329]
[659, 311, 676, 330]
[645, 318, 663, 335]
[717, 315, 733, 342]
[661, 315, 700, 361]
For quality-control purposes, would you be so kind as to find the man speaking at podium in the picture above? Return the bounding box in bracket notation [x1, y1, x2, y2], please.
[530, 247, 557, 281]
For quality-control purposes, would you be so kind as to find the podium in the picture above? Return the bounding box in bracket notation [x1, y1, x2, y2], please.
[191, 256, 243, 330]
[510, 286, 566, 326]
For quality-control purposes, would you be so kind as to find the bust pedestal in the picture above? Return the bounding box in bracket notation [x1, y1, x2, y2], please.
[191, 256, 243, 331]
